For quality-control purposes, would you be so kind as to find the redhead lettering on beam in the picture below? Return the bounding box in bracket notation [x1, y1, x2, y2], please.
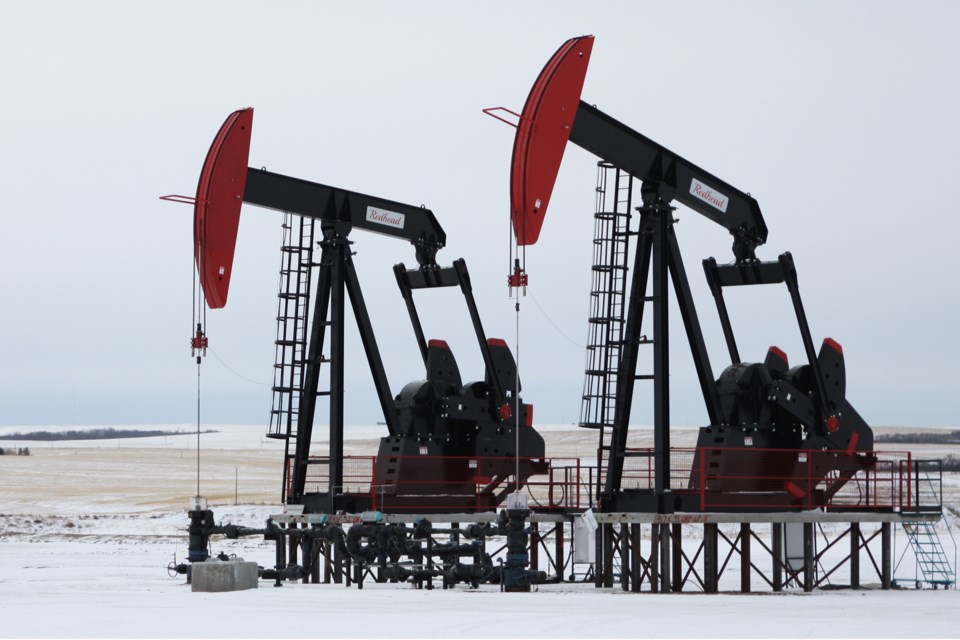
[365, 206, 406, 230]
[689, 178, 729, 213]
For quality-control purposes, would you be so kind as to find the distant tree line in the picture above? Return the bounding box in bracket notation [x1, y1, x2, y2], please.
[0, 448, 30, 455]
[940, 455, 960, 472]
[874, 430, 960, 445]
[0, 427, 217, 441]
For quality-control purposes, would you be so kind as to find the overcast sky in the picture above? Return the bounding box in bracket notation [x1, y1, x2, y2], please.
[1, 1, 957, 431]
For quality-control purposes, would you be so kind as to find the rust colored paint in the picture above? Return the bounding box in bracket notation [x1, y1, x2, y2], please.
[510, 36, 593, 246]
[194, 108, 253, 309]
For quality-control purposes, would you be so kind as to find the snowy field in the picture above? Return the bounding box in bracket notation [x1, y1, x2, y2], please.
[1, 424, 959, 638]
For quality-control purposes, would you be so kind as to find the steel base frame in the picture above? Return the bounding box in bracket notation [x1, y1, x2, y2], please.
[269, 513, 571, 590]
[591, 514, 921, 593]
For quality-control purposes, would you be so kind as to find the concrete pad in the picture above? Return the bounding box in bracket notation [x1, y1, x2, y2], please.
[191, 558, 259, 593]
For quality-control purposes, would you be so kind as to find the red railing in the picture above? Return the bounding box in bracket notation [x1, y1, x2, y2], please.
[290, 456, 583, 511]
[289, 448, 920, 513]
[620, 447, 914, 511]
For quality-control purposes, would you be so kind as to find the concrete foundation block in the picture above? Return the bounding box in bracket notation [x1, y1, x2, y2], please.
[191, 558, 259, 593]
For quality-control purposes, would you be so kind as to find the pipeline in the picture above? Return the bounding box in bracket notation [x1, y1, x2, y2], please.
[172, 508, 548, 589]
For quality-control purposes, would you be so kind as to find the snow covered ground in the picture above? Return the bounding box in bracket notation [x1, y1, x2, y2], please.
[1, 424, 959, 638]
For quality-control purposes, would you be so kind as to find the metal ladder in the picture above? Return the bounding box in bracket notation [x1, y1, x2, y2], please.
[266, 213, 315, 497]
[578, 162, 633, 499]
[900, 521, 955, 588]
[896, 461, 955, 589]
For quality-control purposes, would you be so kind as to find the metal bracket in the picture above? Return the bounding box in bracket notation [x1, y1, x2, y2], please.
[482, 106, 522, 128]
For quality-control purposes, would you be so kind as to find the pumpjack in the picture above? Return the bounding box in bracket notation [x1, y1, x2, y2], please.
[181, 108, 546, 514]
[498, 35, 875, 513]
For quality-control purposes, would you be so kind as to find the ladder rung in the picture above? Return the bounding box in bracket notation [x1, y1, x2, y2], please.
[585, 369, 616, 376]
[635, 375, 655, 380]
[588, 317, 624, 324]
[591, 265, 628, 272]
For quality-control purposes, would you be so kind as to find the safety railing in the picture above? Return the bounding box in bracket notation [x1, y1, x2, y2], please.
[291, 456, 583, 512]
[289, 448, 932, 514]
[596, 447, 922, 512]
[619, 447, 915, 511]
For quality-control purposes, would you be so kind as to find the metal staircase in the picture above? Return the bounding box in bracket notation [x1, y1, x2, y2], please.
[895, 460, 956, 589]
[266, 213, 315, 498]
[579, 162, 633, 498]
[900, 521, 955, 588]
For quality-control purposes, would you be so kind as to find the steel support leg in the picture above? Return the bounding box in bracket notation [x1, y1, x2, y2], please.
[660, 523, 671, 591]
[650, 524, 660, 592]
[603, 523, 615, 588]
[704, 523, 718, 593]
[741, 523, 751, 593]
[287, 525, 297, 568]
[672, 524, 683, 592]
[556, 522, 565, 581]
[594, 519, 603, 588]
[631, 524, 643, 593]
[850, 523, 860, 589]
[650, 199, 671, 512]
[881, 522, 892, 590]
[618, 523, 629, 591]
[803, 522, 814, 592]
[310, 537, 321, 584]
[772, 522, 783, 592]
[274, 531, 285, 587]
[333, 538, 343, 584]
[530, 524, 540, 573]
[323, 539, 332, 584]
[329, 244, 346, 511]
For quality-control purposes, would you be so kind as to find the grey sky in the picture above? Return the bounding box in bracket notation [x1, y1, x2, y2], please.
[1, 1, 957, 428]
